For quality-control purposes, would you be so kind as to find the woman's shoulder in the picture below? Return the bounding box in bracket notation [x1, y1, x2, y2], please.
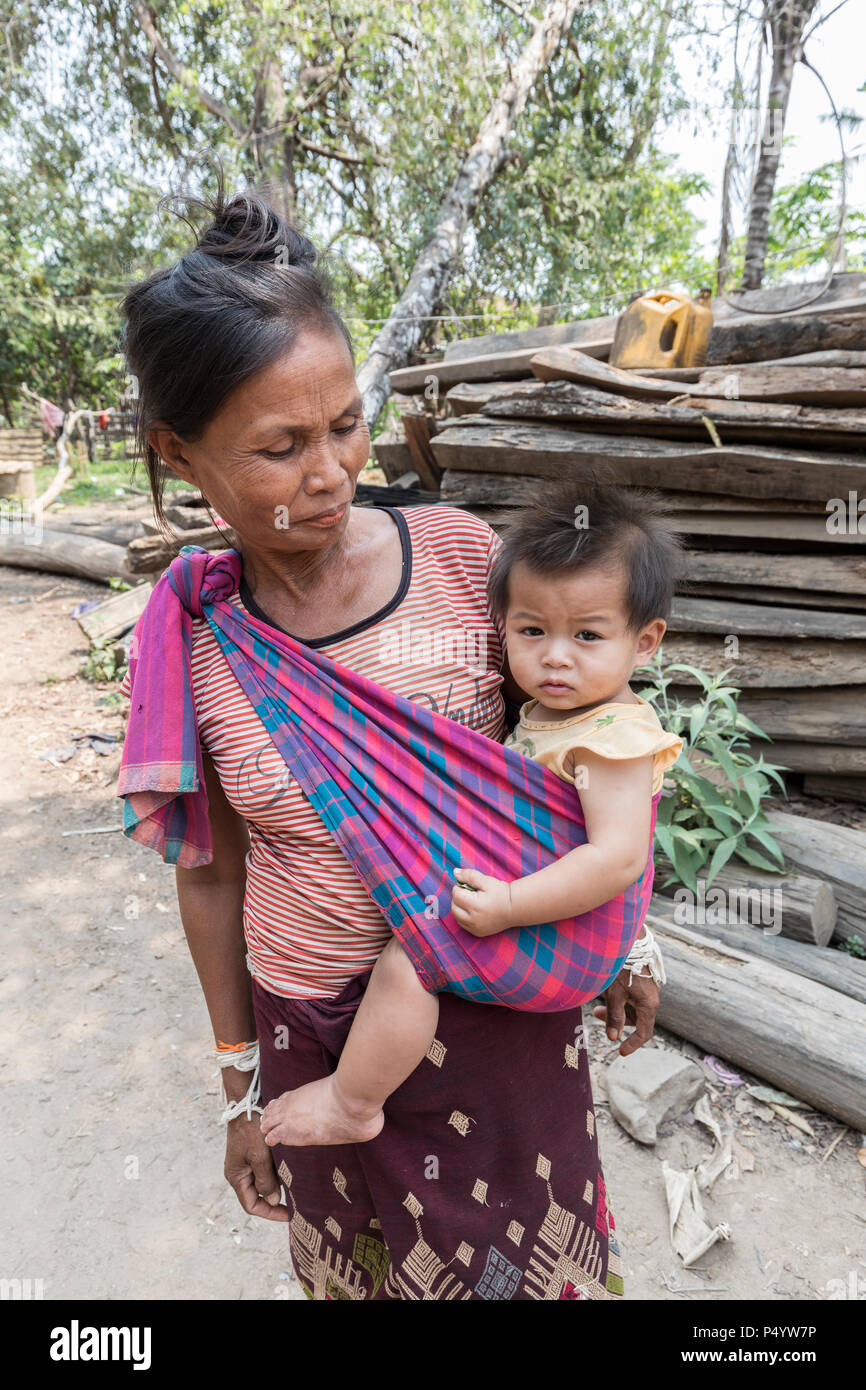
[397, 503, 500, 579]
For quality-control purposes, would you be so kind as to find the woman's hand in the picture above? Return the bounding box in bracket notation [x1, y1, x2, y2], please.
[450, 866, 514, 936]
[224, 1113, 289, 1222]
[593, 967, 660, 1057]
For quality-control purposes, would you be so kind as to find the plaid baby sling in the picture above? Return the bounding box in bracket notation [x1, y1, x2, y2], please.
[117, 545, 657, 1011]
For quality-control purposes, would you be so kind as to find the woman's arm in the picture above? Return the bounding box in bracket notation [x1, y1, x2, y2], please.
[175, 745, 287, 1222]
[453, 750, 653, 932]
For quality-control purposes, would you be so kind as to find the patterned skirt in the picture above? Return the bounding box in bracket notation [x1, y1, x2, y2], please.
[253, 971, 624, 1301]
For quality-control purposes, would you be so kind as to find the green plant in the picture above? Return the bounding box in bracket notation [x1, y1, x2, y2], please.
[635, 651, 789, 893]
[838, 935, 866, 960]
[81, 636, 126, 684]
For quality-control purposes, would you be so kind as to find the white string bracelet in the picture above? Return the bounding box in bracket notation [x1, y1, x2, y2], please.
[622, 926, 666, 988]
[208, 1041, 264, 1125]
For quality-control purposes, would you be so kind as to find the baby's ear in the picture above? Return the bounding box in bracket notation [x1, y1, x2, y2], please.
[636, 618, 666, 658]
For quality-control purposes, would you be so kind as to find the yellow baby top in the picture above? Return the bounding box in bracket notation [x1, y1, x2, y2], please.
[503, 693, 683, 795]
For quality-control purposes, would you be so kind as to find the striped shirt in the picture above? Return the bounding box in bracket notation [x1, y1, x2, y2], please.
[151, 505, 507, 999]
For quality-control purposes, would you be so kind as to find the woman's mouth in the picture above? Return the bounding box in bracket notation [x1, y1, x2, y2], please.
[305, 503, 348, 526]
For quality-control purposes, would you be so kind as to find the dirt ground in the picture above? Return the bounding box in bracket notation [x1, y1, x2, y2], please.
[2, 501, 865, 1302]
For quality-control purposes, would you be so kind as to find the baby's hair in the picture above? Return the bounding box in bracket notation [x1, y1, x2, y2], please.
[487, 473, 685, 632]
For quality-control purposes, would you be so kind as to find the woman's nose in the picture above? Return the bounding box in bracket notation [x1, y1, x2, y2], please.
[303, 435, 349, 488]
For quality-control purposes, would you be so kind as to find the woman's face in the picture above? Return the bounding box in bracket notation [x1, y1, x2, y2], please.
[148, 326, 370, 553]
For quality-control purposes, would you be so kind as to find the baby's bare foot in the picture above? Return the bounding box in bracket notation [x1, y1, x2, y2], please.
[260, 1075, 384, 1147]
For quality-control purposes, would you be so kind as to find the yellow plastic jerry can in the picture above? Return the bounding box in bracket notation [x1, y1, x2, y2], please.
[609, 288, 714, 370]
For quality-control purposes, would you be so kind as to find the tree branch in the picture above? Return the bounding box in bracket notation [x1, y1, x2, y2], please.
[132, 0, 245, 137]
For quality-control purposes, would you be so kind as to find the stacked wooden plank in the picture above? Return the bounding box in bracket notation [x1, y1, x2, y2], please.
[386, 271, 866, 804]
[0, 428, 41, 499]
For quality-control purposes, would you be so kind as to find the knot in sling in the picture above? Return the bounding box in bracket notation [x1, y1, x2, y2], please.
[117, 546, 656, 1011]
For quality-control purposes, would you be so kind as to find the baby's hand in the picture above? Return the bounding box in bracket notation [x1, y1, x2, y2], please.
[450, 866, 513, 937]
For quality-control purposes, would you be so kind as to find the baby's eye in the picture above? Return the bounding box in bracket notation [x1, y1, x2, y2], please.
[519, 625, 544, 636]
[578, 630, 602, 641]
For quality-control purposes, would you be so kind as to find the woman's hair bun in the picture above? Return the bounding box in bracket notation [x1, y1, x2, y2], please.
[162, 185, 318, 269]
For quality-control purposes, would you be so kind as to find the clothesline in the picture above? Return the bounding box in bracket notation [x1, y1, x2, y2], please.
[0, 228, 861, 321]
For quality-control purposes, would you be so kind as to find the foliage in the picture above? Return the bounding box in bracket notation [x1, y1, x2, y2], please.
[635, 651, 788, 893]
[0, 0, 720, 413]
[837, 935, 866, 961]
[81, 634, 126, 683]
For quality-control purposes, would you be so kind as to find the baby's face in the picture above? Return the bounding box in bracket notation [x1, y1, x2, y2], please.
[503, 560, 664, 717]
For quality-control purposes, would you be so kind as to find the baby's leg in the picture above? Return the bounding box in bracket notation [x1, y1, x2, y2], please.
[260, 936, 438, 1146]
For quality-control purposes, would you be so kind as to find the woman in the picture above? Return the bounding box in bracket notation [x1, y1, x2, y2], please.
[119, 189, 661, 1302]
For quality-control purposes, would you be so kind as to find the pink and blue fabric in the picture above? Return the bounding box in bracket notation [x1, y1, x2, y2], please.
[117, 546, 655, 1011]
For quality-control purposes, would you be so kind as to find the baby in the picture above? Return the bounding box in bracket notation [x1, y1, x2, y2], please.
[261, 476, 684, 1147]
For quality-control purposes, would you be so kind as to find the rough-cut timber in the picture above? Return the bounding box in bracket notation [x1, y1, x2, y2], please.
[748, 741, 866, 775]
[667, 596, 866, 641]
[707, 312, 866, 366]
[765, 811, 866, 949]
[645, 914, 866, 1130]
[652, 859, 836, 946]
[481, 379, 866, 449]
[0, 529, 135, 584]
[430, 419, 866, 501]
[646, 897, 866, 1007]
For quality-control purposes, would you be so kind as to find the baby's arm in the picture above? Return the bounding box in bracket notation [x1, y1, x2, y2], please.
[452, 750, 654, 935]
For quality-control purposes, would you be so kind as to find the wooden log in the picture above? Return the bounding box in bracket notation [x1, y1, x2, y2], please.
[372, 431, 415, 483]
[389, 340, 610, 394]
[765, 810, 866, 949]
[731, 685, 866, 745]
[533, 352, 866, 407]
[442, 470, 830, 519]
[430, 420, 866, 502]
[75, 581, 153, 643]
[530, 347, 705, 399]
[802, 773, 866, 803]
[126, 524, 235, 574]
[646, 634, 866, 688]
[644, 914, 866, 1129]
[652, 858, 836, 946]
[401, 412, 442, 490]
[707, 312, 866, 367]
[683, 584, 866, 613]
[749, 740, 866, 775]
[680, 548, 866, 596]
[648, 895, 866, 1005]
[446, 500, 866, 549]
[0, 528, 135, 583]
[42, 517, 148, 546]
[697, 365, 866, 407]
[482, 379, 866, 450]
[638, 350, 866, 379]
[528, 351, 866, 407]
[442, 313, 620, 362]
[667, 595, 866, 641]
[659, 512, 866, 547]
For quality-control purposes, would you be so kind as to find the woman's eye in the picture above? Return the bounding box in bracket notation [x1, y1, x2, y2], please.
[263, 445, 296, 459]
[334, 419, 359, 436]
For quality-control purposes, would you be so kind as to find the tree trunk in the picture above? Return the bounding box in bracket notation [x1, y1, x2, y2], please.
[356, 0, 585, 430]
[740, 0, 818, 290]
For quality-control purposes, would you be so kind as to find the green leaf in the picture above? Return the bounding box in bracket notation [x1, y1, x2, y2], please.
[704, 835, 738, 886]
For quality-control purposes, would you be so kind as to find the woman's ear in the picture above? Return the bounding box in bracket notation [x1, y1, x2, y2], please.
[147, 426, 197, 486]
